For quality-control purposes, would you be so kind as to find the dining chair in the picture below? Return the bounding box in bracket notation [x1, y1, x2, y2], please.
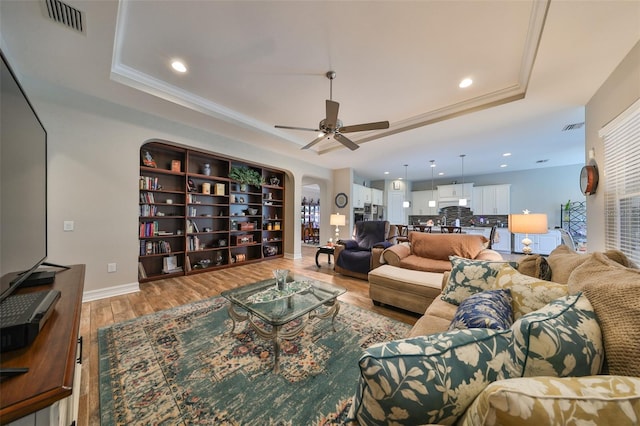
[441, 226, 462, 233]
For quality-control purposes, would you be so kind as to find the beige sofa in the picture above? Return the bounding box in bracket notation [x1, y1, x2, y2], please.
[368, 231, 503, 314]
[349, 245, 640, 425]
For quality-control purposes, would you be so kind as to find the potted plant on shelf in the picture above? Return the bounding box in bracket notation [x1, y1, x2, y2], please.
[229, 166, 264, 191]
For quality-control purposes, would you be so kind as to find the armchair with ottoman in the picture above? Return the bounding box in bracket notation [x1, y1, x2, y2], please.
[368, 231, 503, 314]
[334, 221, 397, 280]
[348, 245, 640, 425]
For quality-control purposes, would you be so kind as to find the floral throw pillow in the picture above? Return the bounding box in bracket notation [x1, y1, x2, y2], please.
[449, 289, 513, 331]
[347, 328, 517, 425]
[511, 292, 603, 378]
[459, 376, 640, 426]
[441, 256, 518, 305]
[494, 265, 568, 319]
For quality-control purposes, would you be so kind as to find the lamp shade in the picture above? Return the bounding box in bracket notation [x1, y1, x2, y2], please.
[330, 213, 345, 226]
[508, 213, 548, 234]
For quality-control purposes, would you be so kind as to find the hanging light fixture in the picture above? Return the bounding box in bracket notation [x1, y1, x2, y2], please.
[402, 164, 410, 208]
[459, 154, 467, 206]
[428, 160, 437, 208]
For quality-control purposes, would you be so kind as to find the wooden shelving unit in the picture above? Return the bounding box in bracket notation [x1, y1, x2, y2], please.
[138, 141, 285, 282]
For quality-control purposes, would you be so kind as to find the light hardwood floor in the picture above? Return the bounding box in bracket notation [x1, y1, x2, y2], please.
[77, 245, 419, 425]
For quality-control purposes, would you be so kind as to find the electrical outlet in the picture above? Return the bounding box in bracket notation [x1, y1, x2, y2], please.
[107, 263, 117, 273]
[63, 220, 74, 231]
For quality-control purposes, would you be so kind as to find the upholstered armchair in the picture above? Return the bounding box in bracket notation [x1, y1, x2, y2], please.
[334, 221, 397, 279]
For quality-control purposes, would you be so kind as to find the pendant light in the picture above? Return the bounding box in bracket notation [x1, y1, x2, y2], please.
[428, 160, 436, 208]
[458, 154, 467, 206]
[402, 164, 410, 208]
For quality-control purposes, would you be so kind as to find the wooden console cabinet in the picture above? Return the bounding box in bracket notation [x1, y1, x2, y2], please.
[138, 141, 286, 282]
[0, 265, 85, 425]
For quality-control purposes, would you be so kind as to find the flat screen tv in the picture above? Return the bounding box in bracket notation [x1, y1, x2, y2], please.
[0, 49, 48, 302]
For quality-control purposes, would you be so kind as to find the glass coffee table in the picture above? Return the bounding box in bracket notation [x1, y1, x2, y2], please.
[221, 275, 346, 373]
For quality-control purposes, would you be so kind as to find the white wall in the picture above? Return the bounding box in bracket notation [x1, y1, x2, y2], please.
[31, 87, 332, 295]
[585, 41, 640, 252]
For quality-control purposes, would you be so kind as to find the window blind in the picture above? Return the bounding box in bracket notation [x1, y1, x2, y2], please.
[599, 98, 640, 266]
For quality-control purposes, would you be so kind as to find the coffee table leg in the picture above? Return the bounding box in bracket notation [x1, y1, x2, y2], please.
[310, 299, 341, 332]
[315, 249, 321, 268]
[226, 303, 248, 334]
[273, 325, 282, 373]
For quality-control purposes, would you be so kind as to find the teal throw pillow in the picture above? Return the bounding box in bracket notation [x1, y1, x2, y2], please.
[449, 289, 513, 331]
[348, 328, 517, 425]
[511, 292, 603, 378]
[441, 256, 519, 305]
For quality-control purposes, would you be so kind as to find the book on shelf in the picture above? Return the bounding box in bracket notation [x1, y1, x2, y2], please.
[140, 239, 172, 255]
[162, 255, 180, 273]
[185, 255, 192, 272]
[138, 262, 147, 279]
[140, 192, 155, 203]
[139, 176, 161, 190]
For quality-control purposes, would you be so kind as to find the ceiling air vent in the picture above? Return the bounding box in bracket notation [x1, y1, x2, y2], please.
[43, 0, 85, 34]
[562, 122, 585, 131]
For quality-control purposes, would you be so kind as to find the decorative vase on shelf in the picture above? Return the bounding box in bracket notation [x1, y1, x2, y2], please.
[270, 176, 280, 186]
[203, 163, 211, 176]
[240, 183, 248, 192]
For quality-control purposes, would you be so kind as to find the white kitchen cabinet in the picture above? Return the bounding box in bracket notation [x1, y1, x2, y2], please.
[411, 190, 438, 215]
[437, 183, 474, 200]
[371, 188, 383, 205]
[352, 184, 371, 208]
[512, 229, 561, 255]
[473, 184, 511, 215]
[471, 187, 483, 214]
[491, 228, 511, 252]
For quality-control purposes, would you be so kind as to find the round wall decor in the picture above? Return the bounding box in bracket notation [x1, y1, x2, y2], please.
[580, 165, 599, 195]
[335, 192, 348, 208]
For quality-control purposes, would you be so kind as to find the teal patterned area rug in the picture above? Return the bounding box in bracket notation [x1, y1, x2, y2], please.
[98, 296, 411, 425]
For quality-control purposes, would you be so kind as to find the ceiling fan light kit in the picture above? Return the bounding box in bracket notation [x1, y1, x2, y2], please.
[275, 71, 389, 151]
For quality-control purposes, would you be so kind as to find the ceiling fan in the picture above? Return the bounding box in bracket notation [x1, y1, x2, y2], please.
[275, 71, 390, 151]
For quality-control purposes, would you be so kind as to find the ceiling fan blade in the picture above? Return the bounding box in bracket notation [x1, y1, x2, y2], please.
[301, 133, 328, 150]
[334, 133, 359, 151]
[325, 100, 339, 129]
[275, 125, 320, 132]
[340, 121, 390, 133]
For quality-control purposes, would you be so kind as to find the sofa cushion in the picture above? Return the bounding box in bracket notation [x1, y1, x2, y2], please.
[348, 328, 515, 426]
[409, 232, 487, 261]
[399, 255, 451, 273]
[449, 289, 513, 331]
[494, 265, 568, 319]
[459, 376, 640, 426]
[516, 254, 552, 280]
[441, 257, 519, 305]
[569, 252, 640, 376]
[511, 293, 603, 378]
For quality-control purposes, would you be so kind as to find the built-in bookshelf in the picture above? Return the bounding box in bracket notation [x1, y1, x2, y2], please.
[138, 141, 285, 282]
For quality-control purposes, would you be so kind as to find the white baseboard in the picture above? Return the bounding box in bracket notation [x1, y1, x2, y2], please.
[284, 251, 302, 260]
[82, 282, 140, 302]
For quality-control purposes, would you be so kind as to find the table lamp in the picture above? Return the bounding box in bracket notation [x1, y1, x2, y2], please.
[330, 213, 345, 243]
[508, 210, 548, 254]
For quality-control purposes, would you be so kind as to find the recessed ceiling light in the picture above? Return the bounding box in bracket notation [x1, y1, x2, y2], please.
[384, 171, 390, 175]
[500, 164, 508, 168]
[459, 78, 473, 88]
[438, 172, 445, 176]
[503, 152, 511, 157]
[171, 60, 187, 73]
